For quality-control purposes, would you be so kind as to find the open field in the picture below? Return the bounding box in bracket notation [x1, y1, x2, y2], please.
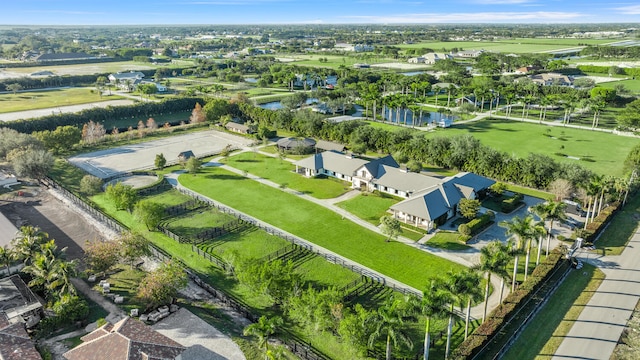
[0, 87, 126, 114]
[428, 118, 639, 177]
[502, 264, 605, 359]
[0, 98, 134, 122]
[68, 129, 254, 178]
[274, 54, 394, 69]
[0, 60, 192, 79]
[336, 193, 400, 225]
[179, 167, 465, 290]
[223, 152, 351, 199]
[599, 78, 640, 94]
[397, 38, 616, 54]
[591, 193, 640, 255]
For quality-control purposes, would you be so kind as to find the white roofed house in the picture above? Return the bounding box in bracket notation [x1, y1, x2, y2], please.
[108, 71, 146, 91]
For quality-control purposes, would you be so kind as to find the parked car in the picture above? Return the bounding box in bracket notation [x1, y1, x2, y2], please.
[563, 199, 586, 217]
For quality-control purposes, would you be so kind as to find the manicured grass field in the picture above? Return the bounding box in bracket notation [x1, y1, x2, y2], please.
[599, 78, 640, 94]
[145, 189, 192, 207]
[5, 60, 186, 76]
[426, 231, 472, 251]
[502, 264, 605, 359]
[336, 193, 400, 225]
[397, 38, 613, 54]
[0, 87, 123, 113]
[592, 193, 640, 255]
[428, 118, 639, 176]
[179, 167, 465, 290]
[223, 152, 351, 199]
[274, 54, 394, 69]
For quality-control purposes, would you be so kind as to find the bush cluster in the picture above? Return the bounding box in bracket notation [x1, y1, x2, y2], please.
[576, 202, 620, 243]
[451, 249, 566, 359]
[501, 193, 524, 213]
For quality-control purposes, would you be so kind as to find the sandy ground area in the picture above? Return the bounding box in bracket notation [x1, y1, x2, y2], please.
[0, 99, 134, 122]
[153, 308, 246, 360]
[575, 61, 640, 68]
[105, 175, 159, 189]
[0, 63, 156, 79]
[68, 130, 255, 179]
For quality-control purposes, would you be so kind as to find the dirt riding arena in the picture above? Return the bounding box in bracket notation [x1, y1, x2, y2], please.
[68, 130, 255, 179]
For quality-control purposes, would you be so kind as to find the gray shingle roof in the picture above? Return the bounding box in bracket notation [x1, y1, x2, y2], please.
[315, 140, 345, 152]
[372, 165, 441, 194]
[0, 316, 42, 360]
[449, 172, 496, 193]
[294, 150, 367, 176]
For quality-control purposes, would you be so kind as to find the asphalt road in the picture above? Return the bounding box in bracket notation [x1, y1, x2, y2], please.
[552, 230, 640, 359]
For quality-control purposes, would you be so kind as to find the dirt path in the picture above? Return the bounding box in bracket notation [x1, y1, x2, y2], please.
[0, 99, 134, 122]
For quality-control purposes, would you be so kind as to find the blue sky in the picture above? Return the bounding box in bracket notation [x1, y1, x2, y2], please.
[1, 0, 639, 25]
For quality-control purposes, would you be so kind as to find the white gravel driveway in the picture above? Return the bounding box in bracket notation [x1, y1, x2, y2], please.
[153, 308, 246, 360]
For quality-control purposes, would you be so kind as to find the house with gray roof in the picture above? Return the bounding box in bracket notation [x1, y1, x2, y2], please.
[295, 151, 495, 230]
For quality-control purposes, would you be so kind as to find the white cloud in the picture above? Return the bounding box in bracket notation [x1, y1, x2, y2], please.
[615, 5, 640, 14]
[340, 11, 586, 23]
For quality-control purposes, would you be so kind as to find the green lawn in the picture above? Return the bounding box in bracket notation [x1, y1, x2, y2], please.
[502, 264, 605, 360]
[273, 54, 395, 69]
[397, 38, 613, 54]
[336, 193, 400, 225]
[428, 118, 639, 176]
[95, 265, 146, 313]
[197, 226, 288, 260]
[599, 78, 640, 94]
[0, 87, 124, 113]
[145, 189, 193, 207]
[179, 167, 465, 290]
[5, 60, 186, 76]
[223, 152, 351, 199]
[592, 193, 640, 255]
[505, 184, 554, 200]
[426, 231, 472, 251]
[167, 210, 238, 238]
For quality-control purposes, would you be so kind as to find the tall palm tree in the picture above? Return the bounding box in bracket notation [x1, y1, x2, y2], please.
[500, 215, 536, 291]
[532, 201, 567, 257]
[583, 177, 601, 227]
[458, 270, 483, 340]
[48, 259, 78, 296]
[421, 280, 449, 360]
[243, 315, 283, 360]
[368, 296, 413, 360]
[478, 241, 511, 321]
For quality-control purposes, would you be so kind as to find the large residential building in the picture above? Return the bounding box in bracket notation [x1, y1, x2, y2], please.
[294, 151, 495, 230]
[0, 313, 41, 360]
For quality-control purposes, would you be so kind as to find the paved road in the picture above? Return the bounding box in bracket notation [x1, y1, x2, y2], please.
[552, 231, 640, 359]
[0, 99, 134, 122]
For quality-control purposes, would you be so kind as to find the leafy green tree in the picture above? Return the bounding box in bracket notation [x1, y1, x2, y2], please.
[380, 215, 402, 242]
[119, 232, 151, 268]
[338, 304, 372, 355]
[32, 125, 81, 154]
[134, 200, 164, 231]
[203, 98, 231, 122]
[237, 259, 303, 306]
[6, 83, 23, 94]
[185, 156, 202, 175]
[590, 87, 616, 103]
[155, 153, 167, 169]
[458, 199, 481, 219]
[0, 128, 42, 159]
[624, 143, 640, 174]
[243, 315, 283, 360]
[477, 241, 511, 321]
[80, 175, 103, 196]
[84, 240, 120, 276]
[105, 182, 138, 212]
[617, 99, 640, 130]
[8, 148, 54, 179]
[287, 286, 342, 332]
[137, 261, 187, 309]
[367, 296, 413, 360]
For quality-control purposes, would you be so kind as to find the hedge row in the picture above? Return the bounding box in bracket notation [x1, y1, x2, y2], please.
[0, 97, 205, 133]
[451, 248, 566, 359]
[579, 201, 620, 243]
[576, 65, 640, 78]
[501, 193, 524, 213]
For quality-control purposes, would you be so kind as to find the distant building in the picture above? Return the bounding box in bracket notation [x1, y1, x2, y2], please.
[108, 72, 146, 91]
[178, 150, 195, 162]
[408, 53, 452, 64]
[456, 50, 484, 58]
[514, 66, 541, 74]
[29, 70, 55, 77]
[527, 73, 573, 86]
[225, 122, 254, 134]
[353, 63, 370, 69]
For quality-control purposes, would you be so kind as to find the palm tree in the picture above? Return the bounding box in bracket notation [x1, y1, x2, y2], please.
[500, 215, 537, 291]
[243, 315, 283, 360]
[532, 201, 567, 257]
[0, 246, 15, 275]
[477, 241, 511, 321]
[457, 270, 483, 340]
[48, 259, 78, 296]
[368, 296, 413, 360]
[12, 226, 48, 265]
[421, 280, 449, 360]
[583, 177, 601, 227]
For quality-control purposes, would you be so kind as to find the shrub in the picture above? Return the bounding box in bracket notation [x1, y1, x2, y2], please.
[466, 214, 492, 235]
[80, 175, 103, 196]
[458, 223, 471, 236]
[501, 193, 524, 213]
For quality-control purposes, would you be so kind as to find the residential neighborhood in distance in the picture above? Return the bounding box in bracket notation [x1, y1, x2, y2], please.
[0, 1, 640, 359]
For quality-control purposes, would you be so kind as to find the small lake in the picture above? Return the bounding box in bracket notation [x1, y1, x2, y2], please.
[259, 97, 319, 110]
[382, 108, 457, 126]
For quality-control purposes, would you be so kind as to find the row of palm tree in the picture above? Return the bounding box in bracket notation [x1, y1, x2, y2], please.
[5, 225, 78, 300]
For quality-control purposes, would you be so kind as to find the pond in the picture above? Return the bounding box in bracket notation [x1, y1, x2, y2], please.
[259, 97, 319, 110]
[382, 108, 457, 126]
